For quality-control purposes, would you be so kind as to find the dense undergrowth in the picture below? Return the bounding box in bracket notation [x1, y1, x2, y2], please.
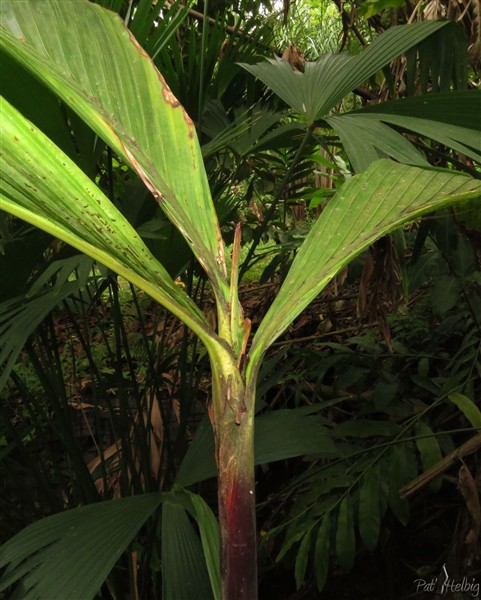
[1, 209, 480, 598]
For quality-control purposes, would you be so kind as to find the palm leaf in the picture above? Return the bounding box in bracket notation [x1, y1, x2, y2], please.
[325, 113, 428, 172]
[407, 22, 468, 93]
[239, 21, 447, 122]
[0, 254, 99, 391]
[355, 90, 481, 131]
[0, 50, 100, 177]
[0, 97, 214, 346]
[186, 491, 221, 600]
[0, 285, 79, 391]
[0, 494, 165, 600]
[328, 90, 481, 170]
[162, 500, 213, 600]
[248, 160, 481, 367]
[0, 0, 229, 297]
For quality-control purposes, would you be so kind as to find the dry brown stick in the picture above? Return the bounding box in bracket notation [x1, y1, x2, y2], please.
[400, 432, 481, 500]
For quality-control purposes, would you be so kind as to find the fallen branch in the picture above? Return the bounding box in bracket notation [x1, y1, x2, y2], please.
[400, 432, 481, 499]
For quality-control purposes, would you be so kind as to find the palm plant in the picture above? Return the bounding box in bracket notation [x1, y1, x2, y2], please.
[240, 21, 479, 174]
[1, 1, 480, 598]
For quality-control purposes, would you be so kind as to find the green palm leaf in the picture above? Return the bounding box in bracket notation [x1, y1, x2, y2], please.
[162, 501, 214, 600]
[326, 113, 428, 172]
[248, 160, 481, 368]
[353, 89, 481, 131]
[0, 489, 221, 600]
[239, 21, 447, 122]
[0, 283, 86, 391]
[328, 90, 481, 171]
[0, 0, 229, 297]
[0, 494, 165, 600]
[0, 97, 213, 345]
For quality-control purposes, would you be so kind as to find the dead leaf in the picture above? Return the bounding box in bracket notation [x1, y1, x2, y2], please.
[282, 43, 305, 73]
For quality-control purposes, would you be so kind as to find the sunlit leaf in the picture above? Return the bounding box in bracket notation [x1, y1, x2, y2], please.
[0, 97, 214, 346]
[0, 0, 229, 295]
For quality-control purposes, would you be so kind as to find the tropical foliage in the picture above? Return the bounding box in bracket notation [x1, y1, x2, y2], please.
[0, 0, 480, 598]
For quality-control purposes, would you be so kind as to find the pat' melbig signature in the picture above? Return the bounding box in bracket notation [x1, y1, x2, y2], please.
[414, 564, 480, 597]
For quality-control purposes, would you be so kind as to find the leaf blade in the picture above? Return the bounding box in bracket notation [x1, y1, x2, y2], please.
[358, 465, 381, 552]
[415, 421, 443, 492]
[249, 160, 481, 366]
[314, 516, 331, 592]
[187, 492, 221, 600]
[0, 96, 214, 345]
[295, 528, 313, 590]
[0, 494, 165, 600]
[162, 501, 213, 600]
[240, 21, 447, 122]
[448, 392, 481, 430]
[336, 496, 355, 572]
[0, 0, 228, 293]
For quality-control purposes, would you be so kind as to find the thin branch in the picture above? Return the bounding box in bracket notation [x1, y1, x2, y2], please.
[400, 432, 481, 499]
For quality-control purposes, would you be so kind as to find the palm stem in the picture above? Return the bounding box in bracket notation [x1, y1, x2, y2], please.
[209, 349, 258, 599]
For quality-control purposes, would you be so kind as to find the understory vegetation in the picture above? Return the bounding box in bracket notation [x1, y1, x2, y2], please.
[1, 0, 480, 598]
